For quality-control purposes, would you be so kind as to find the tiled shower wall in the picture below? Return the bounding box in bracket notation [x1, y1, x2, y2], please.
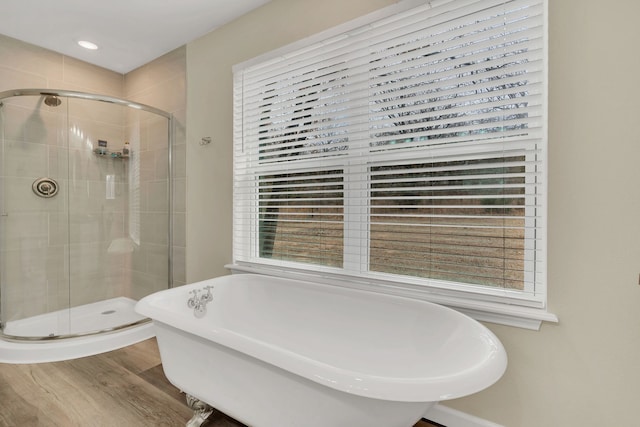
[0, 34, 186, 322]
[124, 47, 187, 288]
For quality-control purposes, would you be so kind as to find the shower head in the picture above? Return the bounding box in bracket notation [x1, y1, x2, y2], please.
[44, 95, 61, 107]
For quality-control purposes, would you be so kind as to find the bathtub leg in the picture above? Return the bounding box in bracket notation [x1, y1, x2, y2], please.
[185, 394, 214, 427]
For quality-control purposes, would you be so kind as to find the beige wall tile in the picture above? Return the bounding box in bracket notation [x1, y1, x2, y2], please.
[137, 150, 156, 182]
[173, 177, 186, 213]
[124, 46, 186, 291]
[0, 246, 67, 320]
[130, 244, 148, 274]
[0, 34, 64, 81]
[127, 74, 186, 116]
[68, 97, 126, 131]
[154, 148, 169, 180]
[0, 68, 48, 93]
[147, 180, 169, 212]
[23, 107, 67, 146]
[146, 243, 169, 280]
[68, 212, 126, 245]
[0, 103, 28, 141]
[140, 212, 169, 246]
[125, 47, 186, 97]
[48, 213, 70, 247]
[0, 212, 49, 250]
[128, 271, 166, 300]
[172, 246, 186, 284]
[172, 212, 186, 247]
[61, 56, 123, 97]
[3, 176, 66, 213]
[2, 140, 48, 178]
[172, 143, 186, 178]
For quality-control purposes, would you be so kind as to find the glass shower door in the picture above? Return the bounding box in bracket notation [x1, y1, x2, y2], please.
[65, 97, 170, 335]
[0, 91, 171, 340]
[0, 94, 71, 338]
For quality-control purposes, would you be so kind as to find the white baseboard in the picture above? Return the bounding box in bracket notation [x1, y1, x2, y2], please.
[425, 404, 504, 427]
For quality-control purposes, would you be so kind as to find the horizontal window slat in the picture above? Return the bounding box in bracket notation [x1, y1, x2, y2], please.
[242, 0, 542, 82]
[367, 130, 543, 158]
[369, 87, 543, 130]
[250, 124, 543, 165]
[369, 34, 543, 88]
[366, 0, 542, 51]
[246, 65, 543, 144]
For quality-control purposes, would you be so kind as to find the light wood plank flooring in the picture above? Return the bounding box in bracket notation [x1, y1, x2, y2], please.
[0, 338, 442, 427]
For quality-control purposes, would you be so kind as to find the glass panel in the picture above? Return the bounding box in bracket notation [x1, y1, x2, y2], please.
[0, 95, 70, 337]
[258, 169, 344, 267]
[0, 93, 171, 339]
[66, 98, 170, 335]
[370, 157, 527, 289]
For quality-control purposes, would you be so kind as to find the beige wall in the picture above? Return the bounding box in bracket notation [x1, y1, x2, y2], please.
[186, 0, 640, 425]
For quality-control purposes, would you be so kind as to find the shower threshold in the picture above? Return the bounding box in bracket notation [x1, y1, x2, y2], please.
[2, 297, 146, 338]
[0, 298, 154, 363]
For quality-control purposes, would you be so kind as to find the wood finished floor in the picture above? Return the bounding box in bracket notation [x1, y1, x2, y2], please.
[0, 338, 442, 427]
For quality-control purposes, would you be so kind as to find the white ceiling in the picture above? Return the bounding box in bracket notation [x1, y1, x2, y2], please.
[0, 0, 270, 74]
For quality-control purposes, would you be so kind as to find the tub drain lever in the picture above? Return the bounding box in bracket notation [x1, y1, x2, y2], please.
[187, 285, 213, 318]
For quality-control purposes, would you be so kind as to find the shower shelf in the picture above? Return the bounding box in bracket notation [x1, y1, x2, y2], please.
[93, 148, 129, 159]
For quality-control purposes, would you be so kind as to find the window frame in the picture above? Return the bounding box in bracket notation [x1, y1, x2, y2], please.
[231, 0, 556, 329]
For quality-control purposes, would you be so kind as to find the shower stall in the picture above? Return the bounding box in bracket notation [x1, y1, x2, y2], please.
[0, 89, 172, 344]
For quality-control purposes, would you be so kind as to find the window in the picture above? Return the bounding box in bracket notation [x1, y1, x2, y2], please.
[233, 0, 554, 328]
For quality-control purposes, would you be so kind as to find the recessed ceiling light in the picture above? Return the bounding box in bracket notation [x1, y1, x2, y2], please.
[78, 40, 99, 50]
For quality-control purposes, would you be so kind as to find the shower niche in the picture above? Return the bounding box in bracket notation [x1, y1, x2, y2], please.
[0, 89, 172, 340]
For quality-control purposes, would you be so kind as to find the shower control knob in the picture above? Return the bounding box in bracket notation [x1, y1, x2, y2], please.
[32, 177, 59, 198]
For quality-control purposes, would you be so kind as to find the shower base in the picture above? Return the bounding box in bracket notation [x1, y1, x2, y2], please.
[0, 297, 154, 364]
[3, 297, 145, 337]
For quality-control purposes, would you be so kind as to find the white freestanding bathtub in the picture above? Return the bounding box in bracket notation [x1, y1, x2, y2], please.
[135, 274, 507, 427]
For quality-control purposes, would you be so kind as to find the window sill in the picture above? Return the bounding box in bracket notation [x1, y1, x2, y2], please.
[225, 263, 558, 331]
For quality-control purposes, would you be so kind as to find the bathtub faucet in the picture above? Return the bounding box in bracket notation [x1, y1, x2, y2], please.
[187, 285, 213, 318]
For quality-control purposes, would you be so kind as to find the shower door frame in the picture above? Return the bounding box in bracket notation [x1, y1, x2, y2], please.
[0, 88, 174, 341]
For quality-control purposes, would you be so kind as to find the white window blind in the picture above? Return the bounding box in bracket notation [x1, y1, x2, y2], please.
[234, 0, 547, 310]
